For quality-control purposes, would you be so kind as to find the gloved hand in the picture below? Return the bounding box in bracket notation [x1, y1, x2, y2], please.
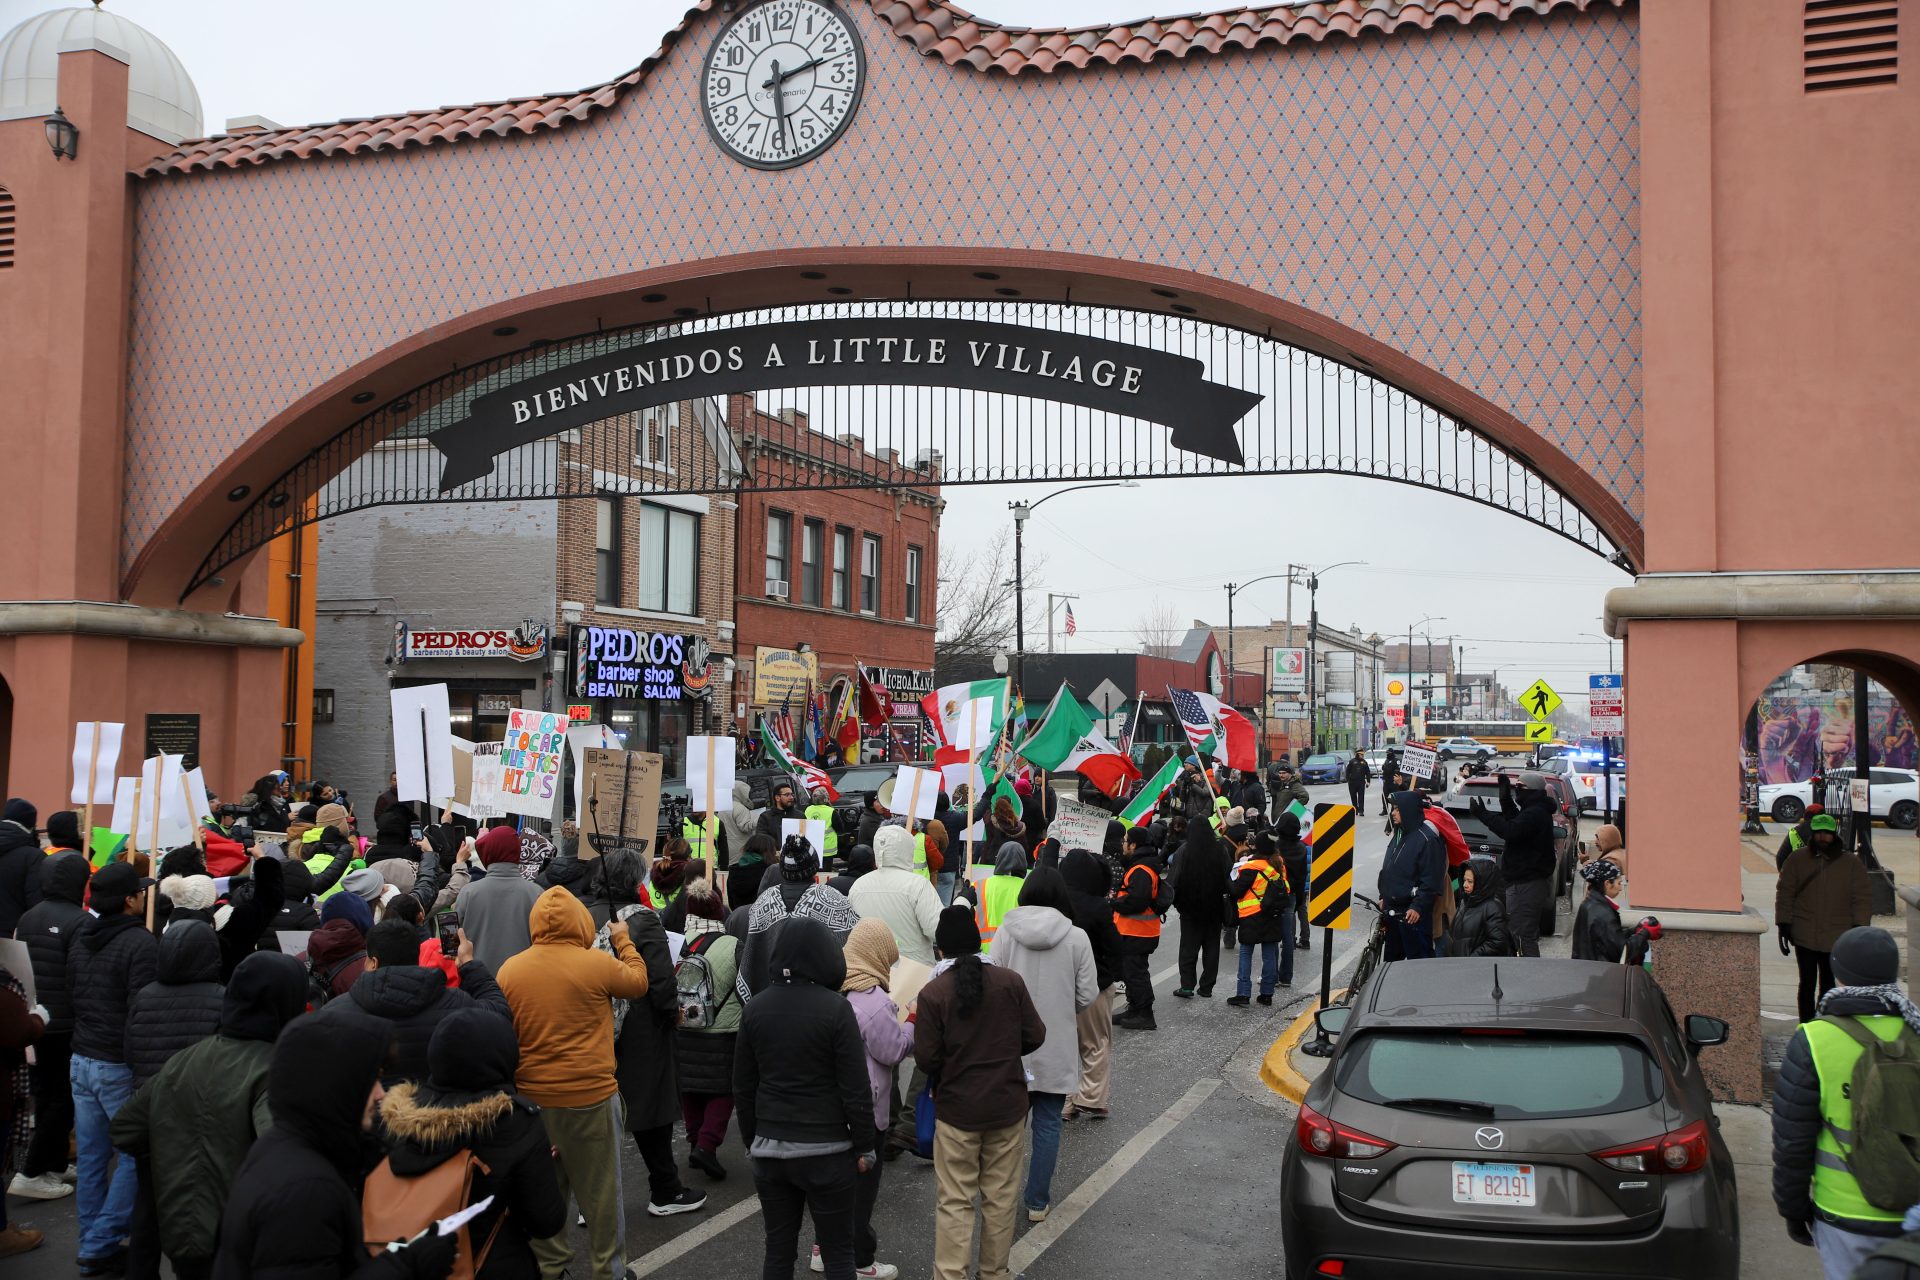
[1468, 796, 1488, 818]
[1636, 916, 1663, 942]
[400, 1228, 457, 1280]
[1779, 924, 1793, 957]
[1785, 1219, 1814, 1247]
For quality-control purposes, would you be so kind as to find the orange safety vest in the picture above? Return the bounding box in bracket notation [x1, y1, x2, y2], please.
[1235, 858, 1286, 920]
[1113, 865, 1162, 939]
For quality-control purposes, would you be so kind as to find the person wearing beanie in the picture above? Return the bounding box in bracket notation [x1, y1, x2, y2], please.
[1772, 924, 1920, 1274]
[43, 811, 83, 857]
[374, 1008, 567, 1280]
[1112, 823, 1168, 1030]
[496, 887, 652, 1279]
[1226, 832, 1291, 1009]
[735, 836, 859, 1004]
[366, 806, 418, 865]
[269, 859, 321, 932]
[320, 916, 510, 1088]
[1777, 812, 1874, 1023]
[111, 950, 308, 1277]
[0, 798, 42, 937]
[1569, 859, 1658, 965]
[161, 874, 219, 932]
[676, 878, 743, 1182]
[297, 802, 363, 905]
[850, 825, 944, 968]
[916, 904, 1046, 1280]
[461, 825, 545, 976]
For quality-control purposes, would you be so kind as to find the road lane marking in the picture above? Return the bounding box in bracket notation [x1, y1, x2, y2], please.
[626, 1195, 761, 1277]
[1008, 1076, 1222, 1273]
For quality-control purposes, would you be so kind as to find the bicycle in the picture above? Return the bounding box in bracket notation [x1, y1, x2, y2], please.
[1334, 892, 1401, 1008]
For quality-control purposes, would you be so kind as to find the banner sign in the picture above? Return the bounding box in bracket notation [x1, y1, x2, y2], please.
[1323, 651, 1357, 707]
[1398, 740, 1440, 780]
[570, 624, 710, 702]
[430, 317, 1260, 489]
[404, 624, 549, 662]
[579, 748, 665, 856]
[753, 646, 819, 705]
[865, 666, 935, 720]
[1269, 648, 1307, 695]
[499, 709, 567, 817]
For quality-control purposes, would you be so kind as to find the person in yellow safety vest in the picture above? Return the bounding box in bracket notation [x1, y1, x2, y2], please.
[804, 790, 839, 863]
[302, 802, 365, 901]
[1111, 824, 1166, 1032]
[1226, 832, 1290, 1008]
[975, 842, 1029, 947]
[1209, 794, 1230, 834]
[682, 813, 717, 865]
[1772, 926, 1920, 1275]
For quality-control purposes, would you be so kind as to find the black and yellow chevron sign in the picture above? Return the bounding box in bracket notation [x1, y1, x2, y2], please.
[1308, 803, 1356, 930]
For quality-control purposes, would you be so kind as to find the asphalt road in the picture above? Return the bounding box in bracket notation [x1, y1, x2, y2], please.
[16, 779, 1424, 1278]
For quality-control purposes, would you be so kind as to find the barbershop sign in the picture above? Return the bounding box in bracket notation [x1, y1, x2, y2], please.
[569, 625, 713, 702]
[431, 317, 1262, 489]
[403, 623, 549, 662]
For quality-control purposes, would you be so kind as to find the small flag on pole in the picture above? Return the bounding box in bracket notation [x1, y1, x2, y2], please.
[1064, 603, 1077, 637]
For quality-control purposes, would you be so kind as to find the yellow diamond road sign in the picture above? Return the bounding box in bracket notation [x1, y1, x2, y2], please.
[1519, 678, 1562, 721]
[1525, 720, 1555, 743]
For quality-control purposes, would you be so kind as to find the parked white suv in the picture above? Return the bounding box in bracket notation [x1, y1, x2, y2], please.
[1434, 737, 1493, 763]
[1760, 767, 1919, 828]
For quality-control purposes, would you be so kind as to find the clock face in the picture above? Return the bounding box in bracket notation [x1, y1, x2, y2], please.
[702, 0, 865, 170]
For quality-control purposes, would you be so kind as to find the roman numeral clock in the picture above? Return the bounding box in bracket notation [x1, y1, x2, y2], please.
[702, 0, 866, 169]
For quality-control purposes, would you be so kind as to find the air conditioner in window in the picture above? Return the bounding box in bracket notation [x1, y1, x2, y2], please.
[767, 579, 790, 598]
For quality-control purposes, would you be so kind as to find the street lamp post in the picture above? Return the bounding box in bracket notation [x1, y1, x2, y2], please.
[1303, 561, 1364, 753]
[1011, 481, 1138, 695]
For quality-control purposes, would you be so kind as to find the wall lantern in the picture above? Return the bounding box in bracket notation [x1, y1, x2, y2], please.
[45, 107, 78, 160]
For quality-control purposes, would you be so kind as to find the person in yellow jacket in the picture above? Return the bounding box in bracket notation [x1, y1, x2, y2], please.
[804, 790, 839, 862]
[975, 842, 1029, 947]
[1772, 926, 1920, 1277]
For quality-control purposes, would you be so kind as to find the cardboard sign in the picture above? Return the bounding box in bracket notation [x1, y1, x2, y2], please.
[1398, 740, 1440, 781]
[891, 765, 940, 822]
[687, 737, 737, 818]
[780, 817, 830, 863]
[391, 684, 456, 804]
[579, 748, 664, 856]
[500, 709, 567, 818]
[69, 721, 124, 806]
[1047, 797, 1111, 854]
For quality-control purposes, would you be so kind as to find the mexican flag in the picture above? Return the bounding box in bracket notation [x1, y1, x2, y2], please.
[1118, 754, 1183, 827]
[1016, 685, 1095, 771]
[759, 721, 838, 800]
[923, 679, 1009, 747]
[1059, 729, 1142, 799]
[1197, 692, 1259, 771]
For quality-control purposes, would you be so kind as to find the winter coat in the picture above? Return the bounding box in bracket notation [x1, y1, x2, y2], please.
[1571, 886, 1632, 963]
[1060, 849, 1122, 990]
[674, 930, 741, 1096]
[826, 843, 876, 897]
[847, 828, 944, 965]
[855, 808, 888, 851]
[1771, 987, 1918, 1234]
[914, 957, 1046, 1132]
[0, 819, 42, 936]
[1474, 780, 1557, 884]
[756, 801, 803, 843]
[733, 917, 877, 1153]
[216, 855, 287, 981]
[305, 918, 368, 1001]
[612, 907, 682, 1133]
[125, 921, 226, 1084]
[846, 985, 915, 1133]
[1376, 792, 1445, 918]
[111, 951, 308, 1264]
[460, 862, 546, 975]
[1776, 845, 1874, 953]
[1268, 777, 1311, 814]
[1228, 857, 1291, 946]
[1344, 757, 1372, 788]
[1274, 836, 1311, 903]
[736, 880, 860, 1002]
[326, 957, 510, 1087]
[379, 1082, 566, 1280]
[16, 850, 90, 1033]
[987, 906, 1097, 1095]
[719, 780, 759, 867]
[1232, 777, 1268, 816]
[1172, 824, 1231, 928]
[1447, 856, 1513, 958]
[69, 909, 160, 1064]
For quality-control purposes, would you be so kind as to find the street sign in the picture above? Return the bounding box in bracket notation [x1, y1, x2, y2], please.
[1589, 673, 1625, 736]
[1589, 673, 1623, 691]
[1524, 720, 1555, 743]
[1519, 678, 1562, 720]
[1308, 803, 1355, 930]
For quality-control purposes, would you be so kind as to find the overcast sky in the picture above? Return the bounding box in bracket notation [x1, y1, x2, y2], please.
[7, 0, 1638, 707]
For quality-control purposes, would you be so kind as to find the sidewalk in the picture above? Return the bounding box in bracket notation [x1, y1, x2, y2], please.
[1263, 823, 1918, 1280]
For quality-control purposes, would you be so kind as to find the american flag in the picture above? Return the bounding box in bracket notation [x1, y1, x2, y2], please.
[1116, 706, 1134, 756]
[1168, 686, 1217, 751]
[769, 692, 795, 751]
[1064, 603, 1077, 637]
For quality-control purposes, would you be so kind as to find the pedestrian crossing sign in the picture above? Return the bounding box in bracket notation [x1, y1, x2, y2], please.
[1519, 678, 1562, 720]
[1524, 720, 1555, 743]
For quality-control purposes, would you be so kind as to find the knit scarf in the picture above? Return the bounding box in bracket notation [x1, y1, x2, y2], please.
[1818, 983, 1920, 1039]
[0, 971, 29, 1180]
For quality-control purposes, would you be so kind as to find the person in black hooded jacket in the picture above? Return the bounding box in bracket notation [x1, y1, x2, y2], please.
[125, 921, 225, 1086]
[319, 918, 510, 1086]
[212, 1016, 455, 1280]
[1468, 772, 1558, 958]
[1270, 812, 1313, 952]
[214, 855, 286, 982]
[826, 844, 876, 898]
[1447, 855, 1512, 958]
[735, 916, 876, 1280]
[1377, 792, 1445, 963]
[376, 1008, 565, 1280]
[1171, 815, 1231, 999]
[1060, 849, 1121, 1121]
[13, 850, 89, 1193]
[270, 860, 322, 933]
[0, 799, 42, 937]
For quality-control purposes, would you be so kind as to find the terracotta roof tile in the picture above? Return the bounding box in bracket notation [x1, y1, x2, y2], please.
[139, 0, 1627, 177]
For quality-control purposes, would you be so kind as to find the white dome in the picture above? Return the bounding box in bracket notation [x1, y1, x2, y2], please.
[0, 5, 202, 144]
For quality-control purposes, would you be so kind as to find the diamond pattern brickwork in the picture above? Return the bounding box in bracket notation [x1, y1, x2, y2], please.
[122, 1, 1641, 569]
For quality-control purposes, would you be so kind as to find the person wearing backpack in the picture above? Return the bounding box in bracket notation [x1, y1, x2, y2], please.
[372, 1008, 567, 1280]
[676, 879, 742, 1181]
[1111, 823, 1170, 1031]
[1772, 926, 1920, 1278]
[1226, 831, 1291, 1007]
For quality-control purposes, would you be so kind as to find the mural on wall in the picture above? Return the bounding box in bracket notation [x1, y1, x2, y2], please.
[1752, 672, 1918, 783]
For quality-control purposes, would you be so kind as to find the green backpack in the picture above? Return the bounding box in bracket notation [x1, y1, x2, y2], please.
[1821, 1015, 1920, 1212]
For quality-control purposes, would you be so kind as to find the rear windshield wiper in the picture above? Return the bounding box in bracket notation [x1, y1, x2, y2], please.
[1379, 1096, 1498, 1118]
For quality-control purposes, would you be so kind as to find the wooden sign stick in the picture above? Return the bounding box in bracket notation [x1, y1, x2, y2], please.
[127, 778, 142, 865]
[182, 774, 205, 850]
[703, 737, 719, 885]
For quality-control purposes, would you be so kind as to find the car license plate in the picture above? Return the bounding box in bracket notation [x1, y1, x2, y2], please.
[1451, 1161, 1536, 1206]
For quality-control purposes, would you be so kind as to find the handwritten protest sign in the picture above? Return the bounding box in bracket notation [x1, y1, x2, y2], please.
[1047, 797, 1111, 854]
[500, 709, 567, 818]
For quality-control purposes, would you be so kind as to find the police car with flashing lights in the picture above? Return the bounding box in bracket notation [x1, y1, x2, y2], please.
[1541, 748, 1627, 814]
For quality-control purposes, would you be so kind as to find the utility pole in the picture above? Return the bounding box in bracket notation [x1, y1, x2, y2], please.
[1045, 592, 1080, 653]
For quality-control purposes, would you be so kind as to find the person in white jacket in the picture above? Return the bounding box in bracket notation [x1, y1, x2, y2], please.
[849, 826, 943, 967]
[718, 779, 759, 872]
[986, 867, 1097, 1224]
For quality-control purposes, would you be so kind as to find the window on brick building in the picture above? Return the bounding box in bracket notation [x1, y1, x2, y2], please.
[833, 527, 853, 610]
[801, 519, 825, 606]
[906, 545, 923, 623]
[861, 534, 881, 615]
[637, 404, 673, 467]
[766, 512, 791, 599]
[595, 497, 621, 605]
[639, 502, 700, 615]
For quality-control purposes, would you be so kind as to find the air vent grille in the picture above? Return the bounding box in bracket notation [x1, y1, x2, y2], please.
[1805, 1, 1899, 93]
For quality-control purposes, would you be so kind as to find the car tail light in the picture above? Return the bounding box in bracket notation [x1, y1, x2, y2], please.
[1295, 1103, 1395, 1159]
[1592, 1119, 1711, 1174]
[1314, 1263, 1347, 1277]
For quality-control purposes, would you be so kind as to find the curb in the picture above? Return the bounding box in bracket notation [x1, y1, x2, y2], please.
[1259, 988, 1346, 1104]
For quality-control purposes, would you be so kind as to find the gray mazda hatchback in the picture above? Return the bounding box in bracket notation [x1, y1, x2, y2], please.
[1280, 959, 1740, 1279]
